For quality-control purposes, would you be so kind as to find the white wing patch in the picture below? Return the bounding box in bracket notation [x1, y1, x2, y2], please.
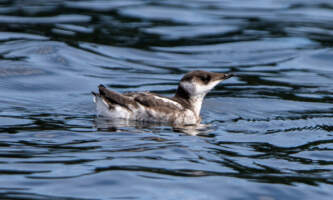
[152, 95, 183, 109]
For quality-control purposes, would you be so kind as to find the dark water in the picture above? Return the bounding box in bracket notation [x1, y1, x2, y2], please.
[0, 0, 333, 199]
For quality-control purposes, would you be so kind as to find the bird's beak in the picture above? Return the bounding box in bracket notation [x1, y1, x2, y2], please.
[212, 72, 234, 81]
[223, 73, 234, 80]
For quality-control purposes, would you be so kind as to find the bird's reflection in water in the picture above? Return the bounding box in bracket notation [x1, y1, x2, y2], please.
[93, 117, 213, 136]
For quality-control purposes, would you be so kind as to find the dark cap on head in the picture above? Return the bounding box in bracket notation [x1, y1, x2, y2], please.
[181, 70, 234, 84]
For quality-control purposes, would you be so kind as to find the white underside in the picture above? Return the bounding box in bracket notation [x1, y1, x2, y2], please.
[93, 96, 198, 125]
[94, 95, 131, 119]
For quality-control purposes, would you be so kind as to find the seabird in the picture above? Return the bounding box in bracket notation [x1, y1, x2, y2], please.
[92, 70, 233, 125]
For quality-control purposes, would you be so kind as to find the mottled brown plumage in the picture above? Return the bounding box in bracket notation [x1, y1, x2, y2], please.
[92, 70, 233, 125]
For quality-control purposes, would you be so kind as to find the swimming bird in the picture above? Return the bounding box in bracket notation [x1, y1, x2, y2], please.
[92, 70, 233, 125]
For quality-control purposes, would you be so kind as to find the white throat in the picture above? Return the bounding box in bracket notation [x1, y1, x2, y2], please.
[180, 80, 221, 116]
[190, 94, 205, 117]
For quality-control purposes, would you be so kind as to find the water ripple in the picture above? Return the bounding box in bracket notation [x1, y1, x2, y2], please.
[0, 0, 333, 199]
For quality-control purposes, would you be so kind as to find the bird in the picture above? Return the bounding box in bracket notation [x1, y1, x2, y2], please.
[92, 70, 233, 125]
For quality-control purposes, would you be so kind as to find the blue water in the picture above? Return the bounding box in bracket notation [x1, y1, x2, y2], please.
[0, 0, 333, 199]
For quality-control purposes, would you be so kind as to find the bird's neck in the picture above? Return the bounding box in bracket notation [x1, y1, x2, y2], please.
[189, 95, 205, 117]
[174, 86, 205, 117]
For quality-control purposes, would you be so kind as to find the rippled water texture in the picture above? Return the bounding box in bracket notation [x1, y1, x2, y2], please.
[0, 0, 333, 199]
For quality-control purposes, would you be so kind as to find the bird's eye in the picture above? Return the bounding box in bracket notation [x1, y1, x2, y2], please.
[200, 75, 210, 83]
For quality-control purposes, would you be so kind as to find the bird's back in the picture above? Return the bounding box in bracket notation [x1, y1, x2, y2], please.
[93, 85, 198, 124]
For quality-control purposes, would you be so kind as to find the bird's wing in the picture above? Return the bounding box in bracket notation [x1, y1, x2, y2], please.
[95, 84, 136, 110]
[132, 92, 184, 112]
[93, 85, 184, 112]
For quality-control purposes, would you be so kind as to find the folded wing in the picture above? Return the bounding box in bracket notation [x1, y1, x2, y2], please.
[93, 85, 184, 113]
[133, 93, 184, 112]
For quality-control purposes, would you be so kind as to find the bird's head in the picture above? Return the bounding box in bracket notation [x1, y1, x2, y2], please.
[178, 70, 233, 98]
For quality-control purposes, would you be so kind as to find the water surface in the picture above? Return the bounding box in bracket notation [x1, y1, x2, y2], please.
[0, 0, 333, 199]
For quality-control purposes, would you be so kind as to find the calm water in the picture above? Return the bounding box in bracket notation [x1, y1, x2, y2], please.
[0, 0, 333, 199]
